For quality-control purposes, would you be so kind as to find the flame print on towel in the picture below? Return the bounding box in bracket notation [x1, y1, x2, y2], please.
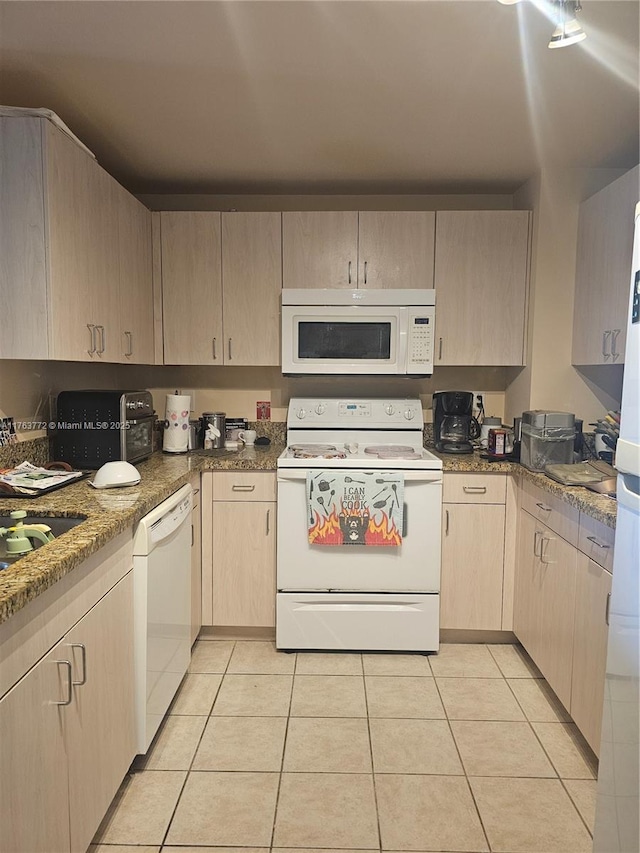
[307, 472, 404, 547]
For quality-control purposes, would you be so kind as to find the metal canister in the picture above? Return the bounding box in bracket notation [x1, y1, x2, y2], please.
[201, 412, 226, 449]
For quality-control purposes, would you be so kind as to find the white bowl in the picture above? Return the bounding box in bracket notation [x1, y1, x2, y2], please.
[90, 461, 141, 489]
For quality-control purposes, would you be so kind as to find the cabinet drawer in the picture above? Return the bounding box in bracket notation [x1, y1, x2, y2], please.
[212, 471, 276, 502]
[578, 512, 615, 572]
[521, 479, 579, 546]
[443, 473, 506, 504]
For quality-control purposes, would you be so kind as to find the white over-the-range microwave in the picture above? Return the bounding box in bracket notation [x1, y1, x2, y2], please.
[281, 288, 436, 376]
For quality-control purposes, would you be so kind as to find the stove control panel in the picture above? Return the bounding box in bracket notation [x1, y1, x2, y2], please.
[287, 398, 424, 429]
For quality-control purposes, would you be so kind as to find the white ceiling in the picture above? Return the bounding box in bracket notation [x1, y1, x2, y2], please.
[0, 0, 638, 195]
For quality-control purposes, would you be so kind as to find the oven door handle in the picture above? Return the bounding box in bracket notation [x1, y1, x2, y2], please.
[277, 470, 443, 484]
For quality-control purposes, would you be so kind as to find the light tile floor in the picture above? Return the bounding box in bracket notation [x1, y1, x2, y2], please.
[92, 641, 598, 853]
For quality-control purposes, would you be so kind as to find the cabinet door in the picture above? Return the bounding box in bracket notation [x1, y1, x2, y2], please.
[65, 573, 136, 853]
[572, 166, 638, 365]
[0, 647, 71, 853]
[434, 211, 530, 365]
[532, 523, 578, 710]
[161, 212, 223, 364]
[117, 185, 154, 364]
[358, 211, 435, 289]
[46, 122, 120, 362]
[222, 212, 282, 365]
[212, 501, 276, 627]
[570, 555, 612, 755]
[282, 211, 358, 289]
[191, 492, 202, 645]
[513, 507, 539, 651]
[441, 503, 505, 630]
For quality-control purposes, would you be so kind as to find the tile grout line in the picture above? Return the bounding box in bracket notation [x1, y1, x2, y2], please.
[362, 655, 384, 853]
[268, 648, 298, 849]
[158, 638, 235, 848]
[431, 661, 493, 853]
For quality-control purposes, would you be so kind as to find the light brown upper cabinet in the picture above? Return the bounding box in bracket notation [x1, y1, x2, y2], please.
[116, 184, 155, 364]
[160, 212, 282, 366]
[0, 116, 154, 363]
[160, 212, 223, 365]
[434, 211, 531, 366]
[221, 212, 282, 365]
[572, 165, 638, 366]
[282, 211, 435, 289]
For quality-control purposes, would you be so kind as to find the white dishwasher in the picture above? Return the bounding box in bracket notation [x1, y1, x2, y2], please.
[133, 484, 192, 754]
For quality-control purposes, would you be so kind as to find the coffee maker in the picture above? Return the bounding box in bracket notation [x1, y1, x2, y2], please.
[433, 391, 480, 454]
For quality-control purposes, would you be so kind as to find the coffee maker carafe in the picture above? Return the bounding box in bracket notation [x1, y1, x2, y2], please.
[433, 391, 480, 454]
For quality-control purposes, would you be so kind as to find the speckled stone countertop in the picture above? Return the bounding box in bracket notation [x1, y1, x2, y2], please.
[0, 444, 285, 626]
[433, 449, 617, 529]
[0, 439, 615, 626]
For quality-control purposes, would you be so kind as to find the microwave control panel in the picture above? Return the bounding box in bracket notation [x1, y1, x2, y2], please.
[406, 312, 434, 370]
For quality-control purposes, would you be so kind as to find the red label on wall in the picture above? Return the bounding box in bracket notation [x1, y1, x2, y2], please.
[257, 401, 271, 420]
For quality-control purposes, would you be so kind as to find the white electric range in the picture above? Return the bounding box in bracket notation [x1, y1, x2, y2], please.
[276, 398, 443, 652]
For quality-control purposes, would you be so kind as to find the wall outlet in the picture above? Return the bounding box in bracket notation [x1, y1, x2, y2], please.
[472, 392, 486, 420]
[180, 389, 196, 413]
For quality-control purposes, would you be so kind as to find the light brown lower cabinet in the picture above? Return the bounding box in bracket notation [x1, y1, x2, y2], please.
[440, 502, 505, 630]
[0, 571, 135, 853]
[570, 554, 612, 754]
[201, 472, 277, 630]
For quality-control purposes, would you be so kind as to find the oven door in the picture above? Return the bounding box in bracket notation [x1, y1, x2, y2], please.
[281, 305, 408, 375]
[276, 469, 442, 592]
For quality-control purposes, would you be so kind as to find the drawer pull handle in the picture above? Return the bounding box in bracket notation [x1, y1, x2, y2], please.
[587, 535, 610, 550]
[605, 592, 611, 625]
[266, 508, 270, 536]
[445, 509, 450, 535]
[70, 643, 87, 686]
[232, 484, 256, 492]
[54, 660, 73, 706]
[536, 502, 551, 512]
[438, 337, 443, 360]
[463, 486, 487, 494]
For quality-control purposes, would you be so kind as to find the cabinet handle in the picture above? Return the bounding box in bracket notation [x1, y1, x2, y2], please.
[54, 660, 73, 706]
[540, 535, 556, 564]
[124, 330, 133, 358]
[602, 330, 611, 360]
[87, 324, 96, 356]
[445, 509, 450, 535]
[70, 643, 87, 686]
[364, 260, 368, 285]
[536, 501, 551, 512]
[438, 337, 443, 360]
[96, 325, 105, 355]
[231, 484, 255, 492]
[463, 485, 487, 494]
[212, 337, 217, 360]
[191, 524, 194, 548]
[534, 530, 542, 556]
[266, 508, 271, 536]
[605, 592, 611, 625]
[611, 329, 621, 360]
[586, 535, 610, 550]
[348, 260, 352, 285]
[228, 338, 232, 360]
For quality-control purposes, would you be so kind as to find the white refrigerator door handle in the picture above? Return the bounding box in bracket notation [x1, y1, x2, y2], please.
[617, 473, 640, 513]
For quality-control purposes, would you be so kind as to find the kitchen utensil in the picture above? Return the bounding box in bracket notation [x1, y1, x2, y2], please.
[373, 497, 389, 509]
[318, 479, 334, 491]
[344, 476, 365, 484]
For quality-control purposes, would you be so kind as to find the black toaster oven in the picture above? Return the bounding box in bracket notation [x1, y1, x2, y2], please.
[53, 390, 154, 469]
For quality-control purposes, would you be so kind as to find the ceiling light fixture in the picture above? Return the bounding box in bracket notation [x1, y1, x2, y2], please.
[548, 0, 587, 48]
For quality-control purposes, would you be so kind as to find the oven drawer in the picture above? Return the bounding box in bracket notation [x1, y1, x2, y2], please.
[212, 472, 277, 502]
[277, 592, 439, 651]
[443, 473, 506, 504]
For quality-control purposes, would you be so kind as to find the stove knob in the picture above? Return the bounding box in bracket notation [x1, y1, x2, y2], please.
[296, 408, 307, 420]
[404, 408, 416, 421]
[315, 404, 326, 415]
[385, 404, 395, 416]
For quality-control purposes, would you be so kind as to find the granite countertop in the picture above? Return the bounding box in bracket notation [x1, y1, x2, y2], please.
[434, 449, 617, 529]
[0, 439, 615, 626]
[0, 444, 285, 626]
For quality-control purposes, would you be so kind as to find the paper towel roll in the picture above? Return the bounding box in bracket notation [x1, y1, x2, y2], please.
[163, 394, 190, 453]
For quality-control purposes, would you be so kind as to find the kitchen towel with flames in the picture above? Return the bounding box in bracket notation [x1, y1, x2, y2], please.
[307, 471, 404, 546]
